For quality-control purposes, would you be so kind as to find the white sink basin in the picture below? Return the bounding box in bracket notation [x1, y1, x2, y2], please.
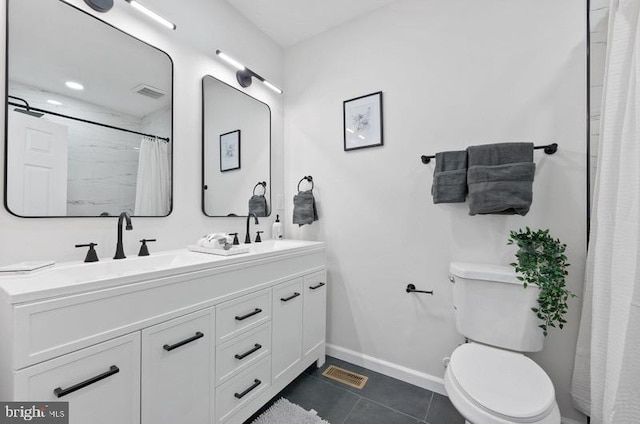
[247, 239, 311, 254]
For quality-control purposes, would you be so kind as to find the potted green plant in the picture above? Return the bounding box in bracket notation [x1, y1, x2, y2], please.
[507, 228, 574, 336]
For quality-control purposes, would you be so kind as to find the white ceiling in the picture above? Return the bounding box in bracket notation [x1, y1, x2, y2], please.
[224, 0, 399, 48]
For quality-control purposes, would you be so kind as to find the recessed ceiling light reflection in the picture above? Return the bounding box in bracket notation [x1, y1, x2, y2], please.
[65, 81, 84, 90]
[47, 100, 63, 106]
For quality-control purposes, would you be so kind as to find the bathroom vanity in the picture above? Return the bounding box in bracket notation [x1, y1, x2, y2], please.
[0, 240, 326, 424]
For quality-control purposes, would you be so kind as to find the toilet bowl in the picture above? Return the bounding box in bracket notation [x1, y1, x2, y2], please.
[444, 343, 560, 424]
[446, 263, 561, 424]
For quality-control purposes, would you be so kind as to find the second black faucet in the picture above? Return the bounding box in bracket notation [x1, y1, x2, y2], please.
[114, 212, 133, 259]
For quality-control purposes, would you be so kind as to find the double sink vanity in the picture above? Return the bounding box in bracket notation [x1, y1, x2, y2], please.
[0, 240, 327, 424]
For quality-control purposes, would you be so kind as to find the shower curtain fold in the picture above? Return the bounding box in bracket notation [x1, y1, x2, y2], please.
[134, 137, 171, 216]
[571, 1, 640, 422]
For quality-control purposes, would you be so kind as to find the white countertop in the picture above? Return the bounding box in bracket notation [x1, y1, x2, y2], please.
[0, 240, 325, 304]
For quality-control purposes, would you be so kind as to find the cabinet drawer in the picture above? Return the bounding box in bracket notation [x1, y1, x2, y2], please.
[216, 322, 271, 386]
[216, 289, 271, 344]
[215, 355, 271, 423]
[142, 308, 214, 424]
[14, 333, 140, 424]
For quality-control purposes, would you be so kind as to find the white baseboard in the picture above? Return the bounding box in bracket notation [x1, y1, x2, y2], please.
[326, 343, 587, 424]
[325, 343, 446, 395]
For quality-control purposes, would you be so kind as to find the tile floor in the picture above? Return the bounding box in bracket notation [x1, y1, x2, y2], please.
[244, 356, 465, 424]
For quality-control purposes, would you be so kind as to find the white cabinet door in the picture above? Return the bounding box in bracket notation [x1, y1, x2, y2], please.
[14, 332, 140, 424]
[271, 278, 303, 382]
[141, 308, 214, 424]
[303, 272, 327, 357]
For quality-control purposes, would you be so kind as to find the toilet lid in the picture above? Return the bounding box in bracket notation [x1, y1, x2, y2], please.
[448, 343, 555, 420]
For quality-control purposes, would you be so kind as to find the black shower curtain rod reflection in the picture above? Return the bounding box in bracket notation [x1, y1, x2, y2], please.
[420, 143, 558, 164]
[8, 99, 170, 142]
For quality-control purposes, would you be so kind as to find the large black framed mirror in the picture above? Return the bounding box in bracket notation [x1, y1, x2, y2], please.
[5, 0, 173, 217]
[202, 75, 271, 217]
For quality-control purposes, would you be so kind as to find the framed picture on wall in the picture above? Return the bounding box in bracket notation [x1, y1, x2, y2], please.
[343, 91, 383, 151]
[220, 130, 241, 172]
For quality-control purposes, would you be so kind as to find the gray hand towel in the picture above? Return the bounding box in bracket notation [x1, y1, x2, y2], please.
[248, 194, 268, 217]
[293, 190, 318, 226]
[466, 142, 535, 216]
[431, 150, 467, 204]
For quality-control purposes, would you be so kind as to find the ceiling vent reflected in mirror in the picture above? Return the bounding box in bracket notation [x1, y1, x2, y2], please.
[134, 84, 167, 100]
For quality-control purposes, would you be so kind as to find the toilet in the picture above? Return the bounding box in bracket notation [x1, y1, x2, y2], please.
[444, 263, 561, 424]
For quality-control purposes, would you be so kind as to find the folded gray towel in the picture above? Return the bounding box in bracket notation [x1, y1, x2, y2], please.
[467, 163, 536, 215]
[431, 150, 467, 203]
[293, 190, 318, 226]
[248, 195, 268, 217]
[467, 142, 535, 216]
[467, 142, 533, 166]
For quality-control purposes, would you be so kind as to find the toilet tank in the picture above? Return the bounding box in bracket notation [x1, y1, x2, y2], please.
[449, 262, 544, 352]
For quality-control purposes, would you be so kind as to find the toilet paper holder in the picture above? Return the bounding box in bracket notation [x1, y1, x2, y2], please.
[406, 284, 434, 295]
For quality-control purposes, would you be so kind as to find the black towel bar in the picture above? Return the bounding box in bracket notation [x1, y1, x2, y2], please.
[420, 143, 558, 164]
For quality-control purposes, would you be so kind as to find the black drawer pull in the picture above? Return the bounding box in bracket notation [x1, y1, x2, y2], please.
[235, 308, 262, 321]
[280, 292, 300, 302]
[309, 282, 326, 290]
[234, 344, 262, 360]
[53, 365, 119, 398]
[163, 332, 204, 351]
[234, 379, 261, 399]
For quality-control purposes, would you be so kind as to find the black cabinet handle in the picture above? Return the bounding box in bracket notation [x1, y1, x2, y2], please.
[235, 308, 262, 321]
[163, 332, 204, 352]
[280, 292, 300, 302]
[234, 379, 261, 399]
[53, 365, 119, 398]
[234, 344, 262, 360]
[309, 282, 325, 290]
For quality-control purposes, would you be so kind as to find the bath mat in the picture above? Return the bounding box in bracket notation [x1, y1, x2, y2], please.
[322, 365, 369, 389]
[250, 398, 331, 424]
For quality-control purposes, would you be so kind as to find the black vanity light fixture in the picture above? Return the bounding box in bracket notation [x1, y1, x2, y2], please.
[215, 49, 283, 94]
[124, 0, 176, 30]
[84, 0, 114, 13]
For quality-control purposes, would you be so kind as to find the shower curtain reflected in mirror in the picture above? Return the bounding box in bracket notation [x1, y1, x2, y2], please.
[134, 137, 171, 216]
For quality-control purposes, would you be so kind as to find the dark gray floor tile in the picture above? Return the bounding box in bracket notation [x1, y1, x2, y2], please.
[310, 357, 432, 420]
[425, 393, 465, 424]
[281, 372, 360, 424]
[344, 399, 425, 424]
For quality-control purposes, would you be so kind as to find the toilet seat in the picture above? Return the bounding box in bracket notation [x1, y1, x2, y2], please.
[445, 343, 560, 424]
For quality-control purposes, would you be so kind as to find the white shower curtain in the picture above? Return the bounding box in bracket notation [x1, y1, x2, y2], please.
[571, 0, 640, 422]
[134, 137, 171, 216]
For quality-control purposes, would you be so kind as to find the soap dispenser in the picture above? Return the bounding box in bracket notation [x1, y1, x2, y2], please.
[272, 215, 283, 239]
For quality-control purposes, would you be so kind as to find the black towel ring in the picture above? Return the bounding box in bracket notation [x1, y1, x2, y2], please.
[253, 181, 266, 195]
[297, 176, 314, 192]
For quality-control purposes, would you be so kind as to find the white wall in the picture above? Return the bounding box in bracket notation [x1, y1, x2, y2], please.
[0, 0, 284, 262]
[284, 0, 587, 422]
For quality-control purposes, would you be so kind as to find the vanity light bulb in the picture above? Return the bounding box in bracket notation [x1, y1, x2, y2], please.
[65, 81, 84, 90]
[127, 1, 176, 30]
[216, 50, 246, 72]
[262, 80, 283, 94]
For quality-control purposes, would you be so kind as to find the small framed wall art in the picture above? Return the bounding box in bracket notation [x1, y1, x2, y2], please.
[343, 91, 383, 151]
[220, 129, 241, 172]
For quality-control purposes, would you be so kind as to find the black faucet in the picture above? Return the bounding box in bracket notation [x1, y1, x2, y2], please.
[245, 213, 259, 244]
[114, 212, 133, 259]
